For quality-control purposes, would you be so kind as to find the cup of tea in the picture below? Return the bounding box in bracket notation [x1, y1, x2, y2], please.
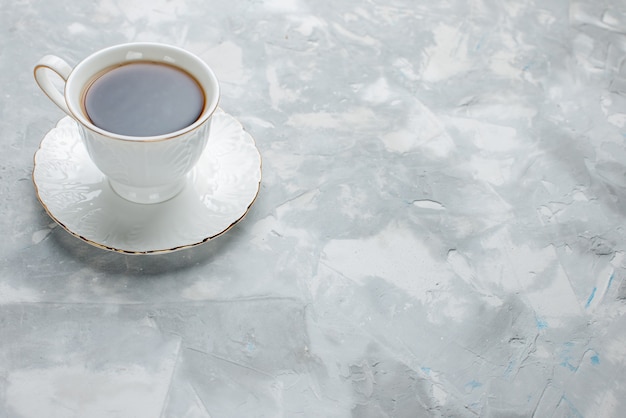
[34, 42, 220, 204]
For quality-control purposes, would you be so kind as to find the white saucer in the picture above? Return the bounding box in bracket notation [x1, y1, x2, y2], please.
[33, 109, 262, 254]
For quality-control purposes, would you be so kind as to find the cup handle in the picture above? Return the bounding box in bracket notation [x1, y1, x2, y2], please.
[33, 55, 73, 116]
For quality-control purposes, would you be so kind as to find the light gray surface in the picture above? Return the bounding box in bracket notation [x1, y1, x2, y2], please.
[2, 0, 626, 416]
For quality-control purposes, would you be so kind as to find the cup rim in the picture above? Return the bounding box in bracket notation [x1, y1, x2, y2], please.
[64, 42, 220, 143]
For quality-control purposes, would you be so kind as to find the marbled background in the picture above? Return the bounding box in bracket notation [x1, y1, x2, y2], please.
[2, 0, 626, 416]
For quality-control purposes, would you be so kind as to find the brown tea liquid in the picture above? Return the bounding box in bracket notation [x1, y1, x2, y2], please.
[84, 62, 205, 137]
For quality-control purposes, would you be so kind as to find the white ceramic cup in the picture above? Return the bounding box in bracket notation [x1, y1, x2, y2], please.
[34, 42, 220, 204]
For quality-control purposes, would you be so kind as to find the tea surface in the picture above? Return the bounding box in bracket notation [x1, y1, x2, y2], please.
[84, 62, 204, 137]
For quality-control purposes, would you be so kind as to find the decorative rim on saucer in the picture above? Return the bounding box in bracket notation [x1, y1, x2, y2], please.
[32, 109, 262, 254]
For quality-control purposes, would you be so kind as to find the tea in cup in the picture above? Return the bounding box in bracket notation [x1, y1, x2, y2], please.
[34, 42, 220, 204]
